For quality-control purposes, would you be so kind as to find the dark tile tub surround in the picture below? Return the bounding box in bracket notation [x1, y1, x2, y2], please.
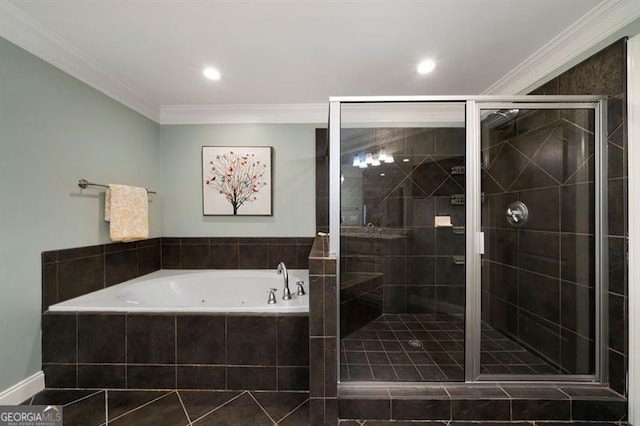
[42, 236, 313, 310]
[161, 237, 313, 270]
[42, 312, 309, 391]
[42, 238, 162, 311]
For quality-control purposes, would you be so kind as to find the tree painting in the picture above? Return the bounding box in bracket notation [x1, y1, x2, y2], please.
[203, 148, 270, 215]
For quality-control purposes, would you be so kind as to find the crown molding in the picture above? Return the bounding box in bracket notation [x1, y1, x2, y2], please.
[483, 0, 640, 95]
[0, 0, 159, 121]
[3, 0, 636, 123]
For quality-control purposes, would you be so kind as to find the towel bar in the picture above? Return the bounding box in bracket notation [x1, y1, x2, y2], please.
[78, 179, 156, 194]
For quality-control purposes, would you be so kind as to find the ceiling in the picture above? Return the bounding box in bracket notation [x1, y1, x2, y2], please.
[1, 0, 637, 122]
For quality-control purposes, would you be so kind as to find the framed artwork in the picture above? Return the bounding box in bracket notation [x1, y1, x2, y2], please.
[202, 146, 273, 216]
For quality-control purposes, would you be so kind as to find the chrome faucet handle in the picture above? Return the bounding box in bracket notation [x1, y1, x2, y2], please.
[296, 281, 306, 296]
[267, 288, 277, 304]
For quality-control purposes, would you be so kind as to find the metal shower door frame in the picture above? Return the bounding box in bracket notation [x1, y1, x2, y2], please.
[329, 95, 607, 385]
[467, 100, 607, 383]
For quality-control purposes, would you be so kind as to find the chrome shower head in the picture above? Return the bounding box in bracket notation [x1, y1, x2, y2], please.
[484, 108, 520, 129]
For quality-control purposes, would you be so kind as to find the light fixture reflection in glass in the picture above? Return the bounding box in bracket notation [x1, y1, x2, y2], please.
[365, 153, 374, 165]
[353, 150, 394, 168]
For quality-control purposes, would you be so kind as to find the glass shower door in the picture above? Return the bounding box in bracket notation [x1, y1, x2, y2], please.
[478, 104, 600, 379]
[338, 102, 467, 382]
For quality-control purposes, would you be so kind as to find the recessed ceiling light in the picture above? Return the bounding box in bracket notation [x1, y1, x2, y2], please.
[203, 67, 221, 81]
[417, 59, 436, 75]
[403, 158, 410, 162]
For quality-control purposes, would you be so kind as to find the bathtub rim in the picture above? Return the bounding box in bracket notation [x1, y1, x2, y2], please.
[47, 268, 310, 314]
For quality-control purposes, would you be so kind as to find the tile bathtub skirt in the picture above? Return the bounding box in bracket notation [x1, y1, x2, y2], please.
[42, 312, 309, 391]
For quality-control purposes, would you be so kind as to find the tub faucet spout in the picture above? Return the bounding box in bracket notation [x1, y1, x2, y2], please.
[277, 262, 292, 300]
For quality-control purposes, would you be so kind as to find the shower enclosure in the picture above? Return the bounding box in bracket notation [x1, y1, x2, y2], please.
[329, 96, 606, 384]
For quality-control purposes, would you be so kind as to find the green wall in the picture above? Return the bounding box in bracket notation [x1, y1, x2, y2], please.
[159, 124, 316, 237]
[0, 37, 161, 391]
[0, 37, 318, 393]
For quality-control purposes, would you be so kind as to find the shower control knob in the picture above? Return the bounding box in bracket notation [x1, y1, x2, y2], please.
[506, 201, 528, 227]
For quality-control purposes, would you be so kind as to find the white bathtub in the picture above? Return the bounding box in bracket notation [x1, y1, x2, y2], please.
[48, 269, 310, 313]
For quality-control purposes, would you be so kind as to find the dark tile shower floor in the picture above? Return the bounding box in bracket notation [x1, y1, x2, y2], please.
[340, 313, 557, 381]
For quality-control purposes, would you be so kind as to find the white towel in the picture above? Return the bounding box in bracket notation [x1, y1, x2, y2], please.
[104, 188, 111, 222]
[106, 184, 149, 242]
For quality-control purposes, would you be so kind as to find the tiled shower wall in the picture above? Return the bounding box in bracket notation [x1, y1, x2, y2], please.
[316, 127, 467, 317]
[42, 237, 313, 309]
[482, 108, 597, 374]
[527, 39, 628, 393]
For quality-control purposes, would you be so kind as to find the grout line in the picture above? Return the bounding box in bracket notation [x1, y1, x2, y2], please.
[104, 390, 108, 425]
[62, 389, 104, 407]
[175, 390, 193, 426]
[563, 153, 595, 185]
[559, 116, 596, 135]
[248, 391, 277, 424]
[190, 390, 246, 424]
[275, 397, 308, 425]
[107, 391, 172, 423]
[484, 140, 506, 171]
